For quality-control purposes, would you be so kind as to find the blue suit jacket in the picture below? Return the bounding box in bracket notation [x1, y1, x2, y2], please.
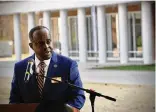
[9, 52, 85, 109]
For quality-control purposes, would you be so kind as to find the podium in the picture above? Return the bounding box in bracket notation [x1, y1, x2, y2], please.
[0, 103, 74, 112]
[0, 103, 38, 112]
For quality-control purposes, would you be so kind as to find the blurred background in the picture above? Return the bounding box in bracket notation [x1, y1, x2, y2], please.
[0, 1, 155, 112]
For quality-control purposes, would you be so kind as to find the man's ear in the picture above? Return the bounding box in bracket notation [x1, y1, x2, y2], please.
[29, 43, 33, 50]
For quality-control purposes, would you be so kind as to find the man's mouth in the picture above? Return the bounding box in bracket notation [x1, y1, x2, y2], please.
[45, 51, 49, 53]
[44, 50, 51, 55]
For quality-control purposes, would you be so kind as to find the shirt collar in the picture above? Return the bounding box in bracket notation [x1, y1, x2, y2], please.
[35, 55, 51, 67]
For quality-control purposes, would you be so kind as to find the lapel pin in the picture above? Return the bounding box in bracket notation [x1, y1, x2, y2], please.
[54, 64, 57, 68]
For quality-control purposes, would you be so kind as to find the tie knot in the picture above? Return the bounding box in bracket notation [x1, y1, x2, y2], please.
[39, 61, 46, 68]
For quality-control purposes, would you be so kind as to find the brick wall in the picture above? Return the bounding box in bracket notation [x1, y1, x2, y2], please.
[0, 15, 14, 53]
[0, 12, 42, 54]
[20, 13, 28, 54]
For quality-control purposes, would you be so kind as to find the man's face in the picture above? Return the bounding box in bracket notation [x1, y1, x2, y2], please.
[29, 28, 53, 61]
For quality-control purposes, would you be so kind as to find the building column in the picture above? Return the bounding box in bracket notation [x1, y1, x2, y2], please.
[59, 10, 69, 57]
[43, 11, 51, 30]
[91, 6, 98, 53]
[13, 13, 22, 61]
[28, 12, 35, 55]
[141, 1, 154, 64]
[97, 6, 107, 64]
[78, 8, 87, 62]
[43, 11, 52, 47]
[118, 3, 128, 64]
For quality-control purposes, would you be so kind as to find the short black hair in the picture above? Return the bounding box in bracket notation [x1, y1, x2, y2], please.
[29, 25, 50, 42]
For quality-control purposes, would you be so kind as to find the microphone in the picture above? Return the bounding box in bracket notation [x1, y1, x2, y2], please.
[24, 59, 34, 82]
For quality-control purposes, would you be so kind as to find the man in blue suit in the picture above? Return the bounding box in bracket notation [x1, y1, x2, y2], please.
[9, 26, 85, 112]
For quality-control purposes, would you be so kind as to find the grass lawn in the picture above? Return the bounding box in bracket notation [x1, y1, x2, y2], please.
[92, 64, 155, 71]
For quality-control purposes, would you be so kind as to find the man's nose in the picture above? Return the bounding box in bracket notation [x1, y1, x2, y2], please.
[43, 42, 49, 49]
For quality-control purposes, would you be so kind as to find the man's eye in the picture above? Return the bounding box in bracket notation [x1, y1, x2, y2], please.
[47, 40, 51, 44]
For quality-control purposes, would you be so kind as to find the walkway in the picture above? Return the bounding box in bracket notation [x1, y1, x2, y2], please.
[0, 61, 155, 85]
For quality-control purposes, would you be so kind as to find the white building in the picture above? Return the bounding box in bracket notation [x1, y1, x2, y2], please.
[0, 1, 155, 64]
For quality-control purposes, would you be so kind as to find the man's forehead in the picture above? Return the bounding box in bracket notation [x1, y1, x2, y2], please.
[33, 28, 49, 36]
[32, 28, 50, 40]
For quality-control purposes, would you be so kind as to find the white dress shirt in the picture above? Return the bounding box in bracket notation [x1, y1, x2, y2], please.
[35, 55, 51, 84]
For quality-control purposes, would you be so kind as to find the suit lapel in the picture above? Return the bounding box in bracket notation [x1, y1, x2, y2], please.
[25, 53, 59, 101]
[25, 55, 40, 100]
[44, 52, 58, 87]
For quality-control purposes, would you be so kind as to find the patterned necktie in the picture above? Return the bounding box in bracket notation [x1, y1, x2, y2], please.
[37, 61, 46, 97]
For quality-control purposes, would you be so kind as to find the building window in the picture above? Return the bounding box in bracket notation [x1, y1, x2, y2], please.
[106, 14, 120, 59]
[106, 12, 142, 60]
[68, 16, 79, 57]
[52, 18, 60, 50]
[86, 15, 98, 58]
[68, 15, 98, 59]
[128, 12, 142, 59]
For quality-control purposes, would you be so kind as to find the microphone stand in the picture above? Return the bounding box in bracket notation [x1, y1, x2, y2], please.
[36, 74, 116, 112]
